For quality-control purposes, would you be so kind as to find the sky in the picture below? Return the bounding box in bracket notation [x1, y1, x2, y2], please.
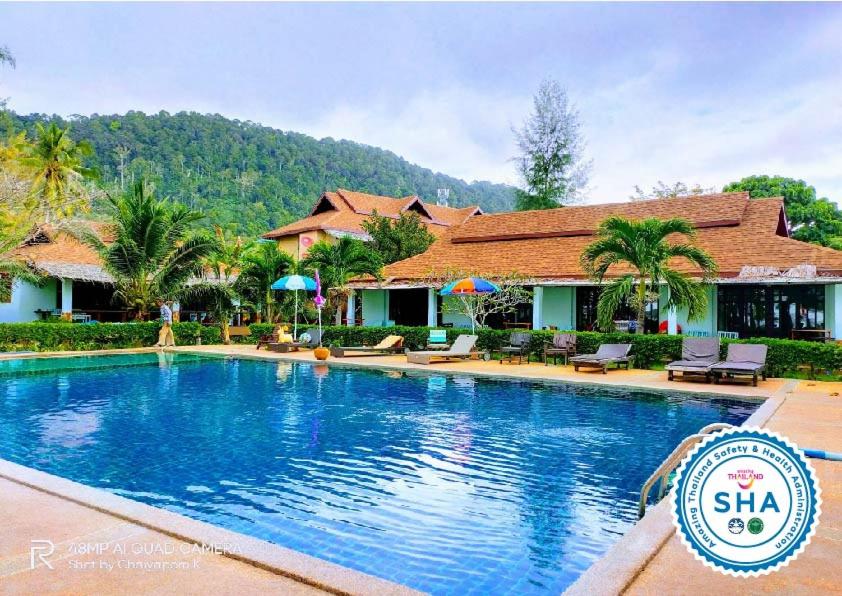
[1, 2, 841, 204]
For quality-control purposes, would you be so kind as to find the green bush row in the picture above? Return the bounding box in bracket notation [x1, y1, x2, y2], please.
[0, 322, 220, 352]
[246, 324, 842, 376]
[3, 320, 837, 378]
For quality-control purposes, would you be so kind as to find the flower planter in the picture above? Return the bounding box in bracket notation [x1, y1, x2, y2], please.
[314, 346, 330, 361]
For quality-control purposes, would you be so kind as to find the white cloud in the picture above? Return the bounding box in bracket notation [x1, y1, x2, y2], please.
[296, 87, 528, 186]
[4, 38, 840, 208]
[581, 73, 842, 204]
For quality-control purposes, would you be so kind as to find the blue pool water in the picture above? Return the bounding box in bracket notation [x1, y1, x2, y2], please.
[0, 353, 758, 593]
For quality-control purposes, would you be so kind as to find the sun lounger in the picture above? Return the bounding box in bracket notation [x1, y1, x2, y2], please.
[570, 343, 632, 373]
[330, 335, 404, 357]
[666, 337, 720, 382]
[268, 329, 324, 353]
[711, 343, 768, 387]
[406, 335, 480, 365]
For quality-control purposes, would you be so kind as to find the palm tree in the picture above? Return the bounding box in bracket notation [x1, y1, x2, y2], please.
[181, 227, 244, 343]
[23, 123, 95, 221]
[302, 237, 382, 325]
[0, 217, 42, 302]
[234, 241, 294, 323]
[580, 216, 717, 334]
[82, 181, 215, 320]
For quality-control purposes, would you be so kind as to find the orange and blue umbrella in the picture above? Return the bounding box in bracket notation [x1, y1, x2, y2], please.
[440, 277, 500, 295]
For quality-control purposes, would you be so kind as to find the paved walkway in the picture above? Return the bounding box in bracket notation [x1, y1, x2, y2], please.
[624, 385, 842, 595]
[0, 477, 325, 595]
[182, 344, 784, 399]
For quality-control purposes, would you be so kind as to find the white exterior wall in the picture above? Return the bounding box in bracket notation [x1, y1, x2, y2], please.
[61, 278, 73, 315]
[0, 278, 57, 323]
[346, 290, 356, 326]
[540, 286, 576, 330]
[826, 284, 842, 340]
[361, 289, 388, 327]
[427, 288, 438, 327]
[658, 284, 717, 335]
[532, 286, 544, 329]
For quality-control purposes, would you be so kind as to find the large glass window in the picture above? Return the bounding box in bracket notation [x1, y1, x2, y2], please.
[717, 284, 825, 339]
[576, 286, 659, 333]
[485, 286, 533, 329]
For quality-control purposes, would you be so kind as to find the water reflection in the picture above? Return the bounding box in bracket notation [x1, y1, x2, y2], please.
[0, 356, 758, 594]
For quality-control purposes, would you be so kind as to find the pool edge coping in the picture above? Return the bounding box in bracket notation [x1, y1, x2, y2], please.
[562, 387, 786, 596]
[0, 459, 421, 596]
[174, 346, 775, 403]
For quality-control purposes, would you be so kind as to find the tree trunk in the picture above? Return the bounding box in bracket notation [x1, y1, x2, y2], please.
[221, 320, 231, 344]
[265, 290, 273, 323]
[636, 281, 647, 335]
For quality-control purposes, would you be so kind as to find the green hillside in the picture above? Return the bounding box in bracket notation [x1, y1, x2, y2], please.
[6, 111, 517, 236]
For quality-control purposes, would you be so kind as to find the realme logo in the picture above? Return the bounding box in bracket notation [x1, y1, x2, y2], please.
[30, 540, 55, 570]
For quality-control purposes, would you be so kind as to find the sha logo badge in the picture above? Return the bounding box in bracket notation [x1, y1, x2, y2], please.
[671, 427, 821, 576]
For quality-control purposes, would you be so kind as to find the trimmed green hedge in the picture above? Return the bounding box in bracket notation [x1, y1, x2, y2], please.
[4, 320, 837, 379]
[0, 322, 220, 352]
[246, 324, 842, 377]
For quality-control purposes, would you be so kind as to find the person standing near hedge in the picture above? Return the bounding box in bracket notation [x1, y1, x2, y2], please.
[155, 298, 175, 347]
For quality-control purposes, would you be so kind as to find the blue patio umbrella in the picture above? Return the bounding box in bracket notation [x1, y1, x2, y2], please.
[271, 275, 317, 339]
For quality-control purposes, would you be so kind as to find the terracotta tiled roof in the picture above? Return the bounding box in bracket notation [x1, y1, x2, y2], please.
[450, 192, 750, 243]
[10, 222, 110, 267]
[7, 221, 114, 282]
[262, 189, 482, 240]
[356, 193, 842, 286]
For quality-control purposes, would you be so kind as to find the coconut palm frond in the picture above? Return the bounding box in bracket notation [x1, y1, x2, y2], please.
[582, 216, 717, 334]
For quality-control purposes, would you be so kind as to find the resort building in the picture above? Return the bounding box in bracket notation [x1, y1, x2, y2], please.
[349, 192, 842, 340]
[262, 188, 482, 259]
[0, 223, 219, 323]
[0, 223, 125, 323]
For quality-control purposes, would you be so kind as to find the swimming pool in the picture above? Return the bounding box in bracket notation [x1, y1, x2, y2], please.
[0, 353, 759, 593]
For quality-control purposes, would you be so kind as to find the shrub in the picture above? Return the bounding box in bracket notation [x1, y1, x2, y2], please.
[243, 324, 842, 378]
[16, 319, 829, 380]
[0, 322, 220, 352]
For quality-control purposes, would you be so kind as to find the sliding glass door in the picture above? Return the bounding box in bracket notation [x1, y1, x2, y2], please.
[717, 284, 825, 338]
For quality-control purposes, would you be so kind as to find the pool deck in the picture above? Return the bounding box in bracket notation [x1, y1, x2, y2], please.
[2, 344, 840, 594]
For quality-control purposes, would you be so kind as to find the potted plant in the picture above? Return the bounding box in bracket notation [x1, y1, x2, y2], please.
[314, 344, 330, 360]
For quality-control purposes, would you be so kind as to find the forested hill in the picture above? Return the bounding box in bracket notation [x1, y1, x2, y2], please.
[8, 110, 517, 237]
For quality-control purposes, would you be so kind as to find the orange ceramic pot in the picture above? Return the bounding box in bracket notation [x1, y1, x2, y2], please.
[314, 347, 330, 361]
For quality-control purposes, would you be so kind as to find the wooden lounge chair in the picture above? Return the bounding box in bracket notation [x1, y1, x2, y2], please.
[666, 337, 720, 382]
[268, 329, 324, 353]
[330, 335, 405, 358]
[497, 332, 531, 364]
[256, 326, 281, 350]
[544, 332, 577, 365]
[570, 343, 632, 373]
[406, 335, 479, 365]
[711, 344, 768, 387]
